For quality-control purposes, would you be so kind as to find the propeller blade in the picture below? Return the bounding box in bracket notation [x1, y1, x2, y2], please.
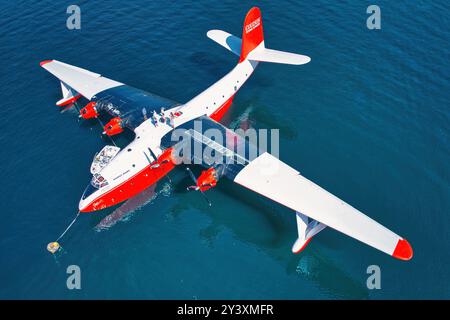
[200, 190, 212, 207]
[186, 167, 197, 184]
[185, 167, 212, 207]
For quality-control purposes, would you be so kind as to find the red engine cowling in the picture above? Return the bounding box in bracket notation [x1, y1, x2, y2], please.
[103, 117, 124, 136]
[79, 102, 99, 119]
[196, 167, 218, 192]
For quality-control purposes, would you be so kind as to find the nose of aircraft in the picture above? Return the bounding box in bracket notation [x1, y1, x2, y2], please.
[79, 183, 99, 212]
[78, 197, 89, 212]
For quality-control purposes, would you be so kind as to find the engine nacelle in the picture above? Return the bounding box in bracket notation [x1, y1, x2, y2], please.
[196, 167, 219, 192]
[79, 102, 99, 119]
[103, 117, 124, 136]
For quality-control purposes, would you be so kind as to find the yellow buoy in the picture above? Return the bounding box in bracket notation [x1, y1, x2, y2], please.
[47, 241, 60, 254]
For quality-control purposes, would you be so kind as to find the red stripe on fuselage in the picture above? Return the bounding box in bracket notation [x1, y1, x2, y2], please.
[210, 94, 235, 122]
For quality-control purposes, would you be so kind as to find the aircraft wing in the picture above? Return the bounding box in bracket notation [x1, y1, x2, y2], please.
[233, 152, 413, 260]
[162, 115, 412, 260]
[40, 60, 123, 100]
[41, 60, 178, 130]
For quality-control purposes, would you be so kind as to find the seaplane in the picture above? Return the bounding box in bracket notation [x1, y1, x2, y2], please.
[41, 7, 413, 260]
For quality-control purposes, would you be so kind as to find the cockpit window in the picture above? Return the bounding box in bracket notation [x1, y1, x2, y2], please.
[91, 173, 109, 188]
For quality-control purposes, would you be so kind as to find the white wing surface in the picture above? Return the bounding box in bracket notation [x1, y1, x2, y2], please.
[40, 60, 123, 100]
[234, 152, 413, 260]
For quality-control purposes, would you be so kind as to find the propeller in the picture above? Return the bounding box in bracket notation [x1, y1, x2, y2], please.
[186, 167, 212, 207]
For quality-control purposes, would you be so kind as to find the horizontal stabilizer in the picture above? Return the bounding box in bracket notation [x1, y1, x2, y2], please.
[207, 29, 310, 65]
[207, 30, 242, 56]
[248, 48, 311, 65]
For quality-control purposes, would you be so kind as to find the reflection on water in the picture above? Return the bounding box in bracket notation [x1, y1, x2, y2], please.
[292, 251, 368, 299]
[95, 183, 173, 231]
[228, 99, 298, 140]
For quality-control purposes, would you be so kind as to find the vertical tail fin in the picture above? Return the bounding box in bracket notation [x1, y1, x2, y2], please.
[238, 7, 311, 65]
[239, 7, 264, 62]
[207, 7, 310, 65]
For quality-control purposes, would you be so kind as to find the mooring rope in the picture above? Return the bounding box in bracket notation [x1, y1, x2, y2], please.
[47, 211, 81, 254]
[56, 211, 80, 242]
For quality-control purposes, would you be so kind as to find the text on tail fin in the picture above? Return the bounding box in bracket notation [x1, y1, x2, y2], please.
[239, 7, 264, 62]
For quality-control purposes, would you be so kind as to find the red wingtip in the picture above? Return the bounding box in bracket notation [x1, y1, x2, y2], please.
[40, 60, 53, 67]
[392, 239, 413, 261]
[293, 237, 313, 254]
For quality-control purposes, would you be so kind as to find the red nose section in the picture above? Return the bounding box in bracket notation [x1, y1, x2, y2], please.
[392, 239, 413, 261]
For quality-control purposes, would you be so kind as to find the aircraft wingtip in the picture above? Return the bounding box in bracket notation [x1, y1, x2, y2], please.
[392, 238, 413, 261]
[40, 60, 53, 67]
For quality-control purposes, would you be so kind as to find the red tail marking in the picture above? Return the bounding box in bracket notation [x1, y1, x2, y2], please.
[239, 7, 264, 63]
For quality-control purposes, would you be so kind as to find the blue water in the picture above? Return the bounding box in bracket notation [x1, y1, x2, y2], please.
[1, 1, 449, 299]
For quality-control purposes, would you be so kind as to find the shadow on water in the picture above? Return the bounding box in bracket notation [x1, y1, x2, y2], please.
[167, 172, 369, 299]
[190, 52, 230, 77]
[227, 99, 298, 140]
[94, 184, 158, 230]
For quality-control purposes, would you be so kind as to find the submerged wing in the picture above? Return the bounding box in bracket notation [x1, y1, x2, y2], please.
[234, 152, 413, 260]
